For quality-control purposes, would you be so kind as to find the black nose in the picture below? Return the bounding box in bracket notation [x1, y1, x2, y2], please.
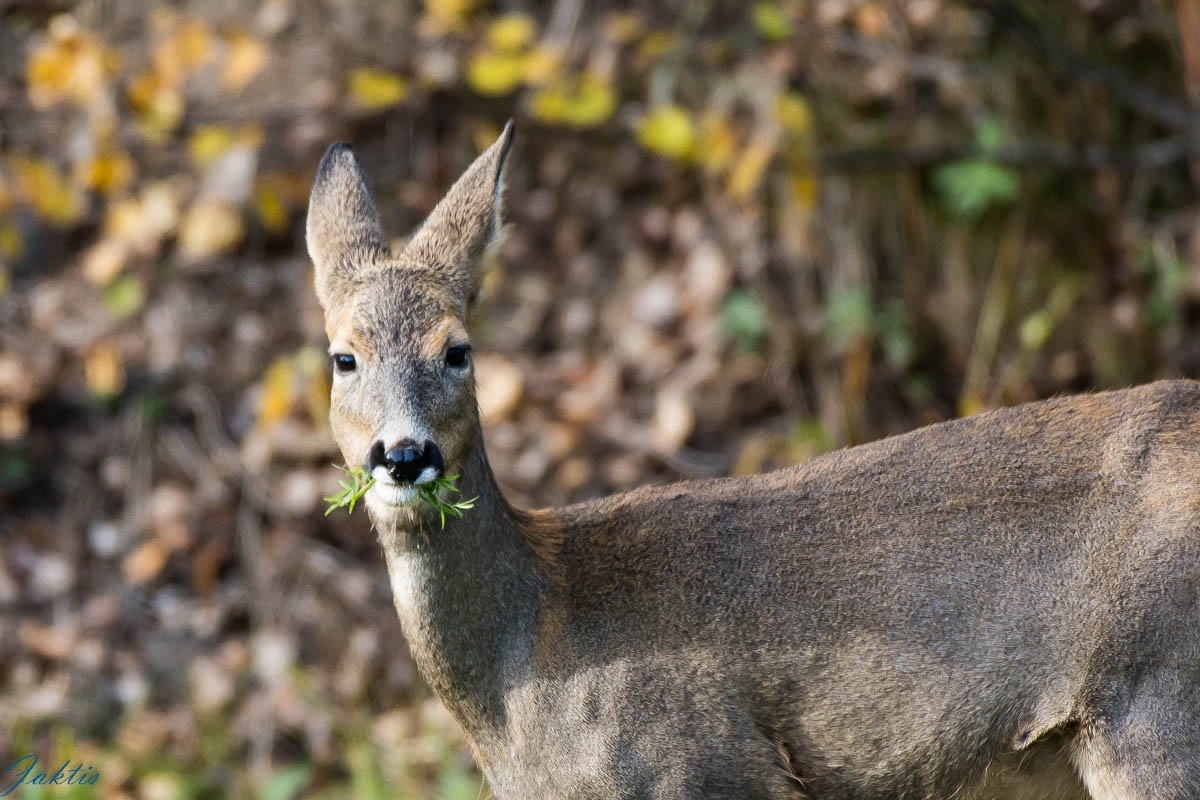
[368, 438, 444, 485]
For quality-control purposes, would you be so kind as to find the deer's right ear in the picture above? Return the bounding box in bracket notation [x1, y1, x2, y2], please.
[306, 142, 389, 310]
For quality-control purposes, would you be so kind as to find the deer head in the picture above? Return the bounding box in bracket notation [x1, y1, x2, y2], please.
[305, 123, 513, 522]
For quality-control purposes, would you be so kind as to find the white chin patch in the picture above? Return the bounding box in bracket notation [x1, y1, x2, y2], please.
[369, 482, 420, 507]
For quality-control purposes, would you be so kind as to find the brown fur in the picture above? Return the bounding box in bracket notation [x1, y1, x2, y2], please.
[510, 505, 568, 584]
[307, 126, 1200, 799]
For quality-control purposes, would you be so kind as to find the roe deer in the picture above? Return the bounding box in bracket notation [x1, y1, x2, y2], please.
[306, 122, 1200, 799]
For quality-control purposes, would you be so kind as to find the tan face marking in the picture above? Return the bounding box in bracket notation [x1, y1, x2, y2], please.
[419, 316, 471, 362]
[326, 301, 363, 356]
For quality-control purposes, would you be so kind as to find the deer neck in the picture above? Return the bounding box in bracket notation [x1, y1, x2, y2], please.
[371, 425, 539, 743]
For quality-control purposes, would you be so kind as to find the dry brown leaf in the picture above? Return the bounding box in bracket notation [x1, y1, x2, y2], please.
[178, 198, 245, 258]
[123, 539, 169, 584]
[651, 391, 694, 451]
[82, 238, 128, 286]
[476, 354, 524, 422]
[20, 621, 75, 660]
[0, 402, 28, 440]
[84, 345, 125, 396]
[558, 456, 592, 490]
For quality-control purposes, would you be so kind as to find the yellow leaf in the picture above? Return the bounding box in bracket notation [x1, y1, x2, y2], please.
[79, 147, 136, 194]
[638, 31, 678, 59]
[178, 198, 244, 259]
[531, 75, 616, 128]
[297, 346, 331, 424]
[26, 46, 69, 107]
[253, 183, 288, 235]
[694, 112, 737, 173]
[467, 51, 526, 97]
[569, 77, 616, 127]
[0, 172, 10, 216]
[85, 345, 125, 397]
[0, 221, 22, 262]
[530, 85, 570, 122]
[188, 125, 235, 168]
[258, 356, 295, 427]
[637, 105, 695, 160]
[149, 27, 191, 90]
[776, 91, 813, 136]
[521, 44, 563, 86]
[173, 19, 213, 72]
[0, 267, 8, 298]
[727, 137, 777, 198]
[131, 84, 184, 142]
[11, 156, 84, 226]
[348, 67, 408, 110]
[958, 392, 984, 418]
[604, 12, 642, 43]
[472, 121, 503, 155]
[789, 165, 819, 211]
[487, 14, 537, 52]
[222, 31, 267, 92]
[126, 69, 158, 109]
[421, 0, 480, 34]
[26, 15, 114, 109]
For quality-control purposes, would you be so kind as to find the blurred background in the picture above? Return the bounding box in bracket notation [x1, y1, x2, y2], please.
[3, 0, 1200, 796]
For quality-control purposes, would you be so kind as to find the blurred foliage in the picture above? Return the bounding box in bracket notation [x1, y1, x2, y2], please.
[3, 0, 1200, 797]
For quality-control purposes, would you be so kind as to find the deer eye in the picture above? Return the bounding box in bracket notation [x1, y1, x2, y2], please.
[332, 354, 356, 374]
[445, 344, 471, 369]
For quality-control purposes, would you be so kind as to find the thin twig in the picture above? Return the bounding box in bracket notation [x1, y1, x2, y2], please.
[968, 0, 1200, 130]
[818, 135, 1193, 173]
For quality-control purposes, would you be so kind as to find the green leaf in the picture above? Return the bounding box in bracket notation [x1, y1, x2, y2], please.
[416, 474, 478, 529]
[1019, 309, 1054, 351]
[437, 769, 484, 800]
[323, 466, 477, 528]
[974, 116, 1009, 153]
[752, 3, 792, 41]
[1138, 242, 1187, 329]
[876, 298, 915, 369]
[103, 275, 145, 319]
[824, 286, 873, 353]
[258, 764, 311, 800]
[323, 465, 375, 516]
[720, 289, 769, 354]
[933, 160, 1018, 219]
[347, 743, 389, 800]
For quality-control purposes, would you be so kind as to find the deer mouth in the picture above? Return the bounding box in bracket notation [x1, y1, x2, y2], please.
[366, 465, 439, 508]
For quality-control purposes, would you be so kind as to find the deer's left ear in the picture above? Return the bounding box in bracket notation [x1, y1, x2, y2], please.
[404, 120, 514, 304]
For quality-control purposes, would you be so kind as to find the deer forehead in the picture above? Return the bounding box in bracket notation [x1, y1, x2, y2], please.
[328, 271, 467, 361]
